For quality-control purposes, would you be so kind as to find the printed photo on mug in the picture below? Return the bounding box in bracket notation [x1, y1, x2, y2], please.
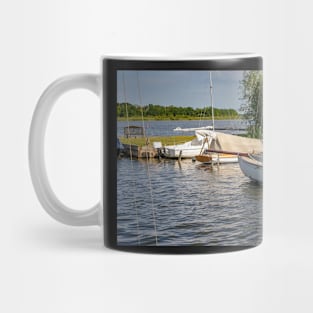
[115, 69, 263, 247]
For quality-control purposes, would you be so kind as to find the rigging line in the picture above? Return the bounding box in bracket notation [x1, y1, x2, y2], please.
[198, 73, 209, 128]
[255, 72, 262, 137]
[122, 72, 132, 161]
[122, 72, 141, 245]
[209, 71, 215, 131]
[198, 77, 209, 128]
[221, 72, 234, 134]
[198, 100, 206, 128]
[136, 71, 159, 246]
[165, 106, 172, 144]
[198, 106, 203, 127]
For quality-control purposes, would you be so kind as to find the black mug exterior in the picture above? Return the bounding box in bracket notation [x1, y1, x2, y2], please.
[103, 56, 263, 253]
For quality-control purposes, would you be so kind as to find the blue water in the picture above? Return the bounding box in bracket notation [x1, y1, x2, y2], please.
[117, 120, 262, 246]
[118, 119, 248, 137]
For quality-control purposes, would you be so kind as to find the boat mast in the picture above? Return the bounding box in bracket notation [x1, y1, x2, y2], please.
[209, 72, 215, 131]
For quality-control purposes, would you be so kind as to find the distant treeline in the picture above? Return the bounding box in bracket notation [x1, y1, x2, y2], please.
[117, 103, 239, 120]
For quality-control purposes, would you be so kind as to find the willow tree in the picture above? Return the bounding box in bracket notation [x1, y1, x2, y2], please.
[240, 71, 263, 138]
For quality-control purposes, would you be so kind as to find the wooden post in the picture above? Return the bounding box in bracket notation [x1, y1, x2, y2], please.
[178, 150, 182, 162]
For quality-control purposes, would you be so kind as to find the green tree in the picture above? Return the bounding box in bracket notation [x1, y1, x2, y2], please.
[117, 103, 239, 120]
[239, 71, 263, 138]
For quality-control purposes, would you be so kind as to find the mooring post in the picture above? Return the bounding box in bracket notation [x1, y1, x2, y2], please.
[178, 150, 182, 162]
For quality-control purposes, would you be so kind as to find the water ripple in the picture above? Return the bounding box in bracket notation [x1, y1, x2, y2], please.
[117, 158, 262, 246]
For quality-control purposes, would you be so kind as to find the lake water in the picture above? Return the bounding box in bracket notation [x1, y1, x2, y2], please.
[117, 120, 262, 246]
[117, 119, 248, 137]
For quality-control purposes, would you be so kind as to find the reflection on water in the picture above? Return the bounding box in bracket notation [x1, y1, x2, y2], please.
[117, 158, 262, 246]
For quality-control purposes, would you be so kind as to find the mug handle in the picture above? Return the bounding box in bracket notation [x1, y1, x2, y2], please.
[29, 74, 101, 226]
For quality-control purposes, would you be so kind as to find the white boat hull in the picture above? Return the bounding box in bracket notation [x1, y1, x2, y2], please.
[196, 154, 238, 164]
[163, 136, 207, 158]
[164, 130, 262, 163]
[211, 154, 238, 164]
[238, 156, 263, 183]
[164, 143, 238, 163]
[164, 145, 202, 158]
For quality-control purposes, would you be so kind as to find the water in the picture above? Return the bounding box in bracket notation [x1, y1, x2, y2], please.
[117, 120, 262, 246]
[118, 119, 248, 137]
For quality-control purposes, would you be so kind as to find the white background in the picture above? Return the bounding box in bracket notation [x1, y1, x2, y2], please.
[1, 0, 313, 312]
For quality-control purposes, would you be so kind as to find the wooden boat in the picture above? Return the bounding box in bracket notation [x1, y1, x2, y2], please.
[238, 154, 263, 183]
[195, 146, 248, 164]
[195, 153, 238, 164]
[195, 154, 212, 163]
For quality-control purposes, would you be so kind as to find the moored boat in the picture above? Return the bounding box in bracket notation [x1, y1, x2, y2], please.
[164, 72, 262, 163]
[195, 153, 238, 164]
[238, 154, 263, 183]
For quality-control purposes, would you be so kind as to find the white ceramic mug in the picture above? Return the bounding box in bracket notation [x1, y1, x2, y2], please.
[29, 53, 263, 253]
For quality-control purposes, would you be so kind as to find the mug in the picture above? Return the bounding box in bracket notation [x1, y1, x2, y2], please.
[29, 53, 263, 253]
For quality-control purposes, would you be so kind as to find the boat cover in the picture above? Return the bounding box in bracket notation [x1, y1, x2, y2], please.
[195, 130, 262, 154]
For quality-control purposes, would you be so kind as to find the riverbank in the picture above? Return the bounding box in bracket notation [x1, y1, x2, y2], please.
[118, 116, 241, 121]
[119, 135, 195, 146]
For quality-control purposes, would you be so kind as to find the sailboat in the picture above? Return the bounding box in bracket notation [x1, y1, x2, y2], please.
[195, 72, 238, 164]
[163, 72, 218, 159]
[164, 72, 262, 163]
[195, 72, 265, 164]
[238, 153, 263, 183]
[163, 126, 213, 158]
[194, 130, 263, 164]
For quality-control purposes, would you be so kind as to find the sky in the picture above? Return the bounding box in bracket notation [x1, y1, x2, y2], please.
[117, 70, 245, 111]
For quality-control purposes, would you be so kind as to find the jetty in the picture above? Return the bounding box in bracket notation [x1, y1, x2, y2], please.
[122, 143, 158, 159]
[119, 135, 195, 159]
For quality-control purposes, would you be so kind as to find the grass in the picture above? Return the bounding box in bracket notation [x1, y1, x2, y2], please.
[119, 135, 195, 146]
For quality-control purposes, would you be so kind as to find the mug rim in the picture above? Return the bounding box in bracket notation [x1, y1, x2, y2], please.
[102, 52, 260, 61]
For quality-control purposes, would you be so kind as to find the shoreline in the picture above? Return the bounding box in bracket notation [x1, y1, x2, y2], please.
[119, 135, 195, 146]
[117, 116, 241, 121]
